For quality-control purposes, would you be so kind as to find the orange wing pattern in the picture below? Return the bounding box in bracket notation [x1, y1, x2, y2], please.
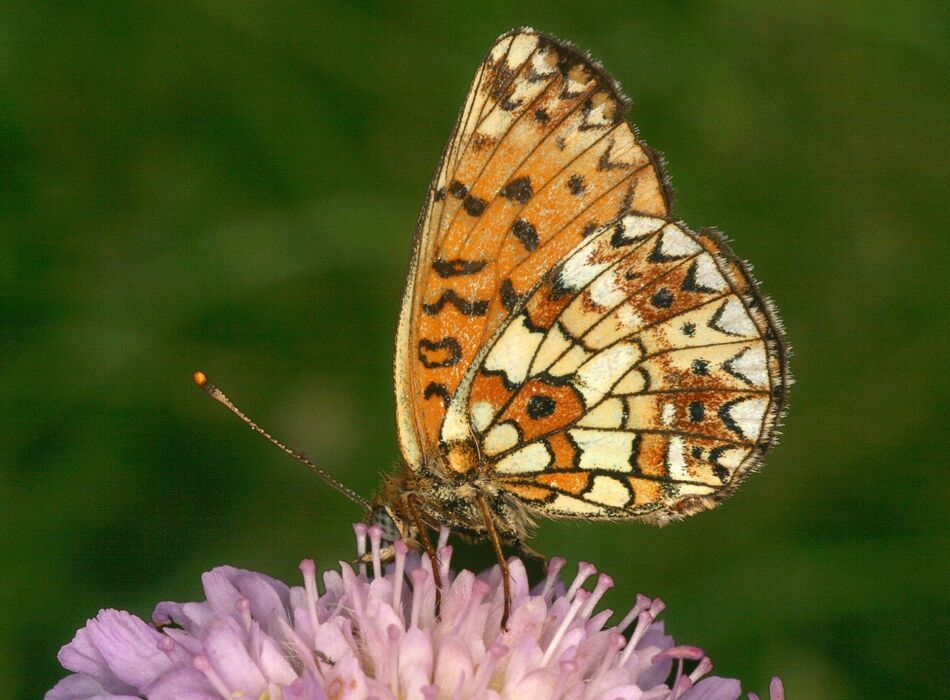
[468, 216, 787, 521]
[394, 29, 671, 467]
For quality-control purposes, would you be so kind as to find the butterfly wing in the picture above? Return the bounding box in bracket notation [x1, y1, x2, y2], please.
[395, 28, 671, 468]
[468, 215, 788, 522]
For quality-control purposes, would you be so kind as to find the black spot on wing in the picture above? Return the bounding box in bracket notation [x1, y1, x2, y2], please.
[500, 176, 534, 204]
[512, 219, 539, 251]
[422, 289, 489, 317]
[650, 288, 674, 309]
[500, 278, 522, 313]
[567, 174, 586, 195]
[418, 338, 462, 368]
[691, 358, 710, 376]
[688, 401, 705, 423]
[526, 394, 556, 420]
[463, 195, 488, 217]
[449, 180, 468, 199]
[433, 258, 487, 277]
[423, 382, 451, 407]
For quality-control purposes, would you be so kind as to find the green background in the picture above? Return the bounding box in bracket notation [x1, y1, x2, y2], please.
[2, 2, 947, 697]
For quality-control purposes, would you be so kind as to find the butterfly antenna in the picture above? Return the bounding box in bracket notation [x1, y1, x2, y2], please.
[192, 371, 372, 514]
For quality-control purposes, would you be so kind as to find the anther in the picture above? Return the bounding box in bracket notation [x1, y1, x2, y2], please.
[565, 561, 596, 602]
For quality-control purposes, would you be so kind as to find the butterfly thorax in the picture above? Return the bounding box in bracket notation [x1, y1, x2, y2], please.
[380, 450, 535, 546]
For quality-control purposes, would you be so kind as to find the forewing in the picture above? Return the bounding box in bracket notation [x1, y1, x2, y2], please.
[470, 215, 788, 521]
[395, 29, 671, 467]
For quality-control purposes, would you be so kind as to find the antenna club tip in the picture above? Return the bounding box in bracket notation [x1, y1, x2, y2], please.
[193, 371, 208, 388]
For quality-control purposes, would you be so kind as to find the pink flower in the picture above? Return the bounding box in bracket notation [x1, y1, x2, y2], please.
[47, 525, 784, 699]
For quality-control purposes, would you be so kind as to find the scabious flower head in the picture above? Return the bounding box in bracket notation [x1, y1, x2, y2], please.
[48, 525, 783, 699]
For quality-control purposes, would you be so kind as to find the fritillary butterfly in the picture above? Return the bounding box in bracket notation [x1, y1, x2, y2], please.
[382, 28, 789, 621]
[198, 28, 789, 627]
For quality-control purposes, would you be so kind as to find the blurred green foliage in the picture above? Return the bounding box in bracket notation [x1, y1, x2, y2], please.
[1, 2, 947, 697]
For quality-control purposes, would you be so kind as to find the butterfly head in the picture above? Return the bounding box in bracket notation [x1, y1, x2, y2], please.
[371, 504, 408, 545]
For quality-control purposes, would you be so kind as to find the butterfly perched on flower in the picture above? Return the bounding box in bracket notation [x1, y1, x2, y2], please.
[381, 26, 787, 575]
[197, 27, 788, 627]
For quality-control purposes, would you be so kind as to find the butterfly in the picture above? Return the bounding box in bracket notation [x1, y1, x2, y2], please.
[197, 27, 789, 629]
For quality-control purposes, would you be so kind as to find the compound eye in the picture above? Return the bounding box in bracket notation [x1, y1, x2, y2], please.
[371, 506, 401, 544]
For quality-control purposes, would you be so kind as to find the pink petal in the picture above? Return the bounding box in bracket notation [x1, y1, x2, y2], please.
[200, 619, 267, 694]
[681, 676, 743, 700]
[257, 634, 298, 684]
[312, 619, 351, 663]
[286, 670, 330, 700]
[199, 569, 242, 619]
[433, 636, 474, 698]
[71, 610, 172, 690]
[144, 666, 218, 700]
[324, 653, 368, 700]
[232, 569, 292, 627]
[44, 673, 140, 700]
[594, 683, 644, 700]
[501, 635, 544, 692]
[398, 628, 433, 699]
[57, 625, 116, 687]
[506, 668, 558, 698]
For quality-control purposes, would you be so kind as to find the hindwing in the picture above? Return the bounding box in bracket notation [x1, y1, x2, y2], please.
[468, 215, 788, 521]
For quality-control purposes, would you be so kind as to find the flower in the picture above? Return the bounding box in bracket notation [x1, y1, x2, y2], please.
[48, 525, 784, 700]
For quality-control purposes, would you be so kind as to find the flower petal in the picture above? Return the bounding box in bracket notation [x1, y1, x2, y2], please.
[201, 619, 267, 695]
[232, 568, 292, 628]
[433, 636, 474, 698]
[398, 627, 433, 699]
[44, 673, 140, 700]
[324, 653, 368, 700]
[48, 527, 781, 700]
[57, 624, 118, 688]
[286, 670, 330, 700]
[258, 632, 299, 684]
[143, 666, 218, 700]
[681, 676, 743, 700]
[595, 683, 644, 700]
[505, 668, 558, 698]
[199, 569, 242, 619]
[62, 610, 173, 692]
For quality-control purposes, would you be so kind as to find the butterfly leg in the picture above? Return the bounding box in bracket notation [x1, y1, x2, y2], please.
[406, 494, 442, 620]
[476, 493, 511, 630]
